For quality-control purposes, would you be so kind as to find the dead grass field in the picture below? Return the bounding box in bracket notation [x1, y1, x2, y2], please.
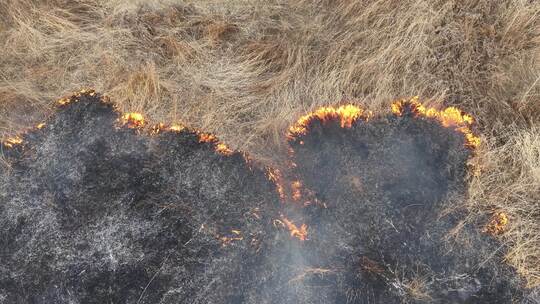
[1, 0, 539, 289]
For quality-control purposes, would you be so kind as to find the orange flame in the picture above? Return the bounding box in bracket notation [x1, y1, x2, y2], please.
[216, 143, 233, 156]
[484, 212, 509, 235]
[198, 133, 234, 156]
[3, 136, 23, 148]
[169, 124, 185, 132]
[288, 104, 370, 140]
[121, 112, 146, 129]
[57, 89, 97, 106]
[198, 133, 217, 143]
[36, 123, 46, 129]
[275, 216, 308, 241]
[391, 96, 480, 149]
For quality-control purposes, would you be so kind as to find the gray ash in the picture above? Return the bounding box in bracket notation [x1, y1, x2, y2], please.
[0, 91, 281, 304]
[287, 105, 527, 303]
[0, 92, 534, 304]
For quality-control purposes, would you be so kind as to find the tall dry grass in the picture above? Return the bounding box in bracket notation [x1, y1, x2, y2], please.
[1, 0, 539, 288]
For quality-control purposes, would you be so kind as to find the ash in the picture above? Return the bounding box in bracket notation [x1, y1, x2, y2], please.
[0, 91, 535, 303]
[288, 109, 530, 303]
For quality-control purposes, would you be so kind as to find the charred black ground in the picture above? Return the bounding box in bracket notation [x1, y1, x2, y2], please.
[288, 107, 529, 303]
[0, 92, 534, 303]
[0, 91, 283, 303]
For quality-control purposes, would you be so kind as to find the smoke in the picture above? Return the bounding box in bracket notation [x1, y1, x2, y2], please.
[0, 91, 533, 303]
[288, 109, 524, 303]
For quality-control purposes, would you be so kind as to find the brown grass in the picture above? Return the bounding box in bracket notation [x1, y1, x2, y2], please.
[1, 0, 539, 287]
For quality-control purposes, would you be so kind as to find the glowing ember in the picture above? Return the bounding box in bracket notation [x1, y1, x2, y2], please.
[291, 180, 302, 201]
[391, 96, 480, 149]
[267, 168, 286, 201]
[121, 112, 146, 129]
[484, 212, 509, 235]
[151, 123, 167, 135]
[3, 136, 23, 148]
[219, 229, 243, 246]
[288, 104, 369, 139]
[275, 216, 308, 241]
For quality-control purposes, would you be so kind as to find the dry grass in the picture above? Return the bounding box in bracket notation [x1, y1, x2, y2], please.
[1, 0, 539, 287]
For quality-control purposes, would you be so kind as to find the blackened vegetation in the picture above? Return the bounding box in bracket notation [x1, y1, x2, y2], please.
[288, 108, 526, 303]
[0, 92, 282, 304]
[0, 92, 532, 304]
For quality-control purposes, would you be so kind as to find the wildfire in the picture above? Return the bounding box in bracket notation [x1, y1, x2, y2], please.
[484, 212, 509, 235]
[288, 104, 370, 140]
[391, 96, 480, 149]
[120, 112, 146, 129]
[274, 216, 308, 241]
[36, 123, 46, 129]
[3, 136, 23, 148]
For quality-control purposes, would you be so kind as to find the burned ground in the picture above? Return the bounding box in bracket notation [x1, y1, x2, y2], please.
[288, 107, 529, 303]
[0, 91, 536, 303]
[0, 91, 282, 304]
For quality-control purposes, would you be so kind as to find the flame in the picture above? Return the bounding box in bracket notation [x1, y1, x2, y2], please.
[391, 96, 480, 149]
[57, 97, 71, 106]
[121, 112, 146, 129]
[36, 123, 46, 129]
[216, 143, 233, 156]
[169, 124, 184, 132]
[198, 133, 234, 156]
[288, 104, 370, 140]
[3, 136, 23, 148]
[199, 133, 217, 143]
[57, 89, 97, 106]
[275, 216, 308, 241]
[484, 212, 509, 235]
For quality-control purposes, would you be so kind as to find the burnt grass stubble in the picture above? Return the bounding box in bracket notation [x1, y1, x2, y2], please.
[0, 91, 531, 303]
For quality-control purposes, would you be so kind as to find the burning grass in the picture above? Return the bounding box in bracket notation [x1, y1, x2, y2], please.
[0, 91, 285, 303]
[0, 0, 539, 300]
[1, 91, 534, 303]
[286, 100, 529, 302]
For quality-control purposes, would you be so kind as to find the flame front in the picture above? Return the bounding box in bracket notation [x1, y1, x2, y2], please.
[391, 97, 480, 149]
[3, 136, 23, 148]
[288, 104, 370, 140]
[121, 112, 146, 129]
